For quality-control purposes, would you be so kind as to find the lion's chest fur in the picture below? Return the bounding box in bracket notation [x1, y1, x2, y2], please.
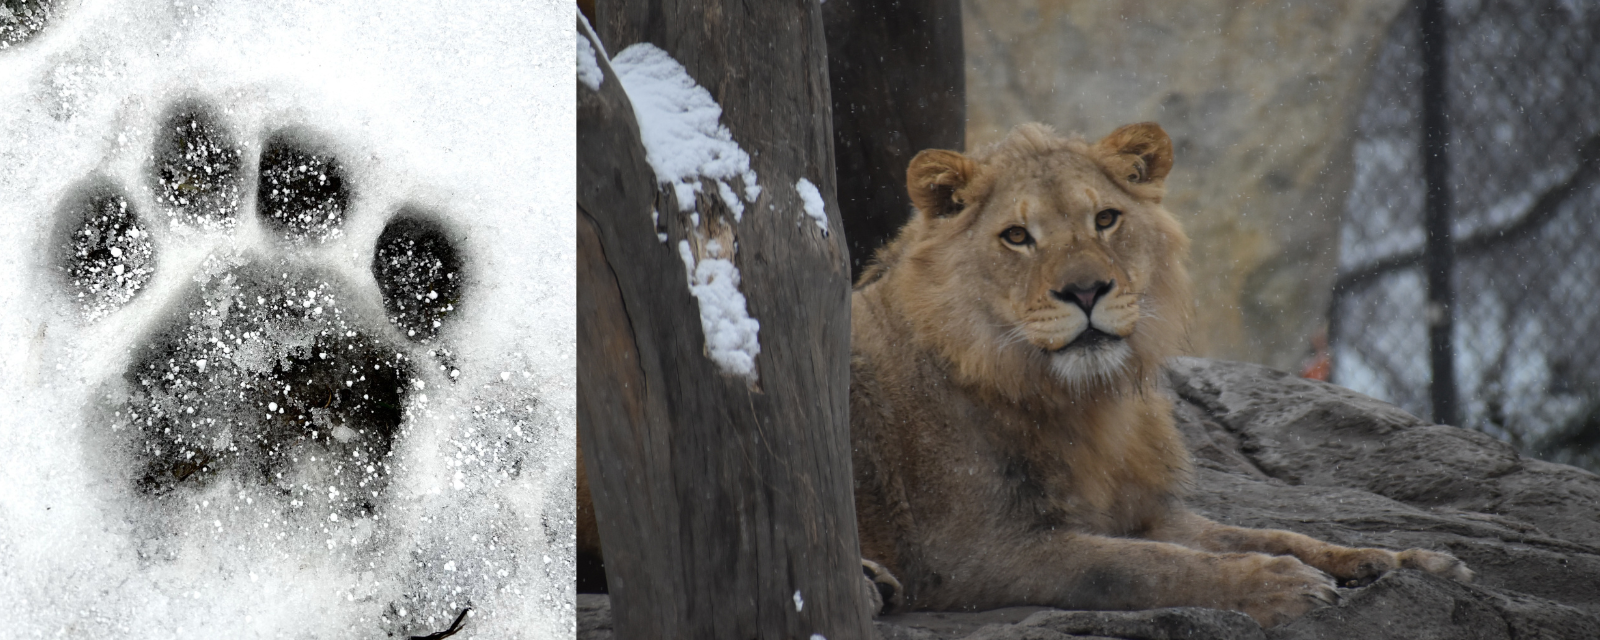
[850, 285, 1190, 590]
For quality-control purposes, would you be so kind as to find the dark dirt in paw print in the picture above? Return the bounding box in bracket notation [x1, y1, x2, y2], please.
[375, 211, 463, 342]
[149, 100, 244, 228]
[258, 129, 349, 241]
[58, 97, 467, 518]
[0, 0, 57, 49]
[53, 178, 154, 318]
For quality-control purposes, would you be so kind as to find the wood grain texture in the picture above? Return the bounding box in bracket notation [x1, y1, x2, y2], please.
[578, 6, 870, 638]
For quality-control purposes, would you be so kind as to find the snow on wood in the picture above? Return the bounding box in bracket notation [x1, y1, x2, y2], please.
[576, 28, 603, 90]
[608, 42, 764, 381]
[795, 177, 828, 235]
[677, 239, 761, 382]
[610, 43, 761, 218]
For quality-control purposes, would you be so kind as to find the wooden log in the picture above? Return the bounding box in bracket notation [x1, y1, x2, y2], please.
[578, 4, 870, 638]
[822, 0, 966, 277]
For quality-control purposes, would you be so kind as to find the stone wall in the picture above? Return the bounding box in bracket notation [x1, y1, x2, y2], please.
[962, 0, 1404, 371]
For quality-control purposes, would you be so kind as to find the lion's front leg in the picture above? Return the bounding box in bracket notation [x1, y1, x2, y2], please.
[918, 534, 1336, 627]
[1150, 510, 1473, 587]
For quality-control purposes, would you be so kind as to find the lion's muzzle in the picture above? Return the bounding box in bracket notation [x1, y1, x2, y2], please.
[1051, 279, 1114, 313]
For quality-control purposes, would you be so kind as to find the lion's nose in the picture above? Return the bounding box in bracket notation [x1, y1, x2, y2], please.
[1052, 280, 1114, 312]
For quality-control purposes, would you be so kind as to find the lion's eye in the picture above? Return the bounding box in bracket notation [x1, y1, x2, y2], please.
[1095, 209, 1121, 230]
[1001, 226, 1032, 246]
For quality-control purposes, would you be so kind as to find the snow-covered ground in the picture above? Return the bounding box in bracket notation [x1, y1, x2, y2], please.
[0, 1, 574, 638]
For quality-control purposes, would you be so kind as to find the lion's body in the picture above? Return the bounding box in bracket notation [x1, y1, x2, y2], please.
[850, 313, 1188, 611]
[850, 123, 1470, 625]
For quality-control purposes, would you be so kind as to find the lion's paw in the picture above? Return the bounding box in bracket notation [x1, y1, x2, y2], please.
[1314, 546, 1400, 587]
[56, 97, 465, 519]
[1311, 546, 1473, 587]
[1224, 554, 1337, 628]
[1397, 548, 1474, 583]
[861, 558, 903, 617]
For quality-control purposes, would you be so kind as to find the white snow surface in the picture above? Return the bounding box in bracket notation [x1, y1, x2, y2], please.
[795, 177, 829, 235]
[610, 42, 760, 218]
[0, 1, 575, 639]
[678, 240, 761, 381]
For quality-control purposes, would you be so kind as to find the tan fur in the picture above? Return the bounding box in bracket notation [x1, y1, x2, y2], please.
[851, 122, 1472, 626]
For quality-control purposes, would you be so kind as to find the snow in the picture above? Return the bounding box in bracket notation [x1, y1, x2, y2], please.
[0, 1, 575, 639]
[651, 208, 667, 243]
[576, 18, 604, 91]
[610, 43, 760, 219]
[578, 12, 609, 60]
[717, 179, 746, 220]
[795, 177, 829, 235]
[678, 240, 761, 381]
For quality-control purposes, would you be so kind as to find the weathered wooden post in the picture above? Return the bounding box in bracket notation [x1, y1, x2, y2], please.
[576, 0, 871, 636]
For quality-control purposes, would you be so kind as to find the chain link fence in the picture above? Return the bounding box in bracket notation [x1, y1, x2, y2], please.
[1331, 0, 1600, 472]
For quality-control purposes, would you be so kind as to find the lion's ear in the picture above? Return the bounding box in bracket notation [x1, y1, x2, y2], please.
[907, 149, 978, 218]
[1093, 122, 1173, 194]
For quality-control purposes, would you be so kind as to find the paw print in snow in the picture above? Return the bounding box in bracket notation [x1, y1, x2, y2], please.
[147, 101, 245, 229]
[55, 98, 466, 516]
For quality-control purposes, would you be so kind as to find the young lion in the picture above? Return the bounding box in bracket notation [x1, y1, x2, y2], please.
[850, 122, 1472, 627]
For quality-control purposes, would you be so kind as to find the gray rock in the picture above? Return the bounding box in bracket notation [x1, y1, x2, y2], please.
[876, 620, 947, 640]
[875, 607, 1261, 640]
[1270, 570, 1600, 640]
[1012, 608, 1263, 640]
[577, 594, 613, 640]
[878, 608, 1051, 640]
[963, 625, 1095, 640]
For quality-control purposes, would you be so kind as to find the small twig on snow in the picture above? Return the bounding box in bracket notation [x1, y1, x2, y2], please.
[408, 607, 471, 640]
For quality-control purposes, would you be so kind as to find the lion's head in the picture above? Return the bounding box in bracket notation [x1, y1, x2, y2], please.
[861, 122, 1193, 400]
